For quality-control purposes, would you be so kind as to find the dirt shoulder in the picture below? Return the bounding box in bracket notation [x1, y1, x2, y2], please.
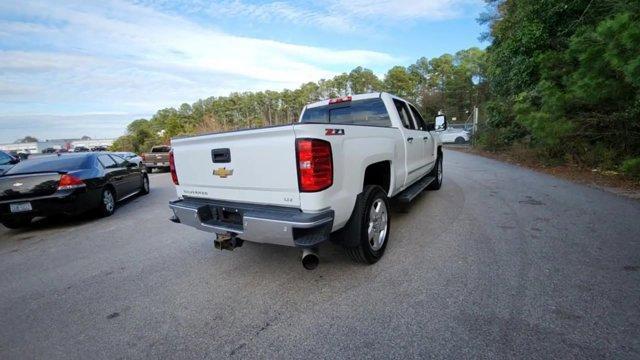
[446, 145, 640, 200]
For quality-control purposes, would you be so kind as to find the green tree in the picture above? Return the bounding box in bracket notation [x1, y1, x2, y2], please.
[17, 136, 38, 143]
[112, 49, 488, 155]
[480, 0, 640, 167]
[349, 66, 382, 94]
[383, 66, 419, 101]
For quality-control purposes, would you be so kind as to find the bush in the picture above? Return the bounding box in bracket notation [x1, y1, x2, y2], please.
[621, 158, 640, 180]
[475, 127, 513, 151]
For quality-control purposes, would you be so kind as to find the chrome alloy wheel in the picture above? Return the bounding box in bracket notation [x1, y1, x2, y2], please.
[103, 190, 115, 213]
[437, 158, 443, 183]
[368, 198, 388, 251]
[143, 177, 149, 192]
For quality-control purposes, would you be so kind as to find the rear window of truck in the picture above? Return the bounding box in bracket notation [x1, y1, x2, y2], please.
[300, 98, 392, 127]
[151, 146, 170, 153]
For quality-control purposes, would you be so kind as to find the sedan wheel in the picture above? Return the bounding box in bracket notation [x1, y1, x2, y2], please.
[140, 175, 150, 195]
[99, 188, 116, 217]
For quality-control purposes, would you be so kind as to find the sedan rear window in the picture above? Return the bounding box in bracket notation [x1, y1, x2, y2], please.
[4, 155, 92, 174]
[300, 98, 392, 127]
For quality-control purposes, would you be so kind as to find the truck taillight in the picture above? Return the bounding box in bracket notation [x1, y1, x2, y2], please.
[169, 150, 179, 185]
[57, 174, 85, 190]
[329, 95, 352, 104]
[296, 138, 332, 192]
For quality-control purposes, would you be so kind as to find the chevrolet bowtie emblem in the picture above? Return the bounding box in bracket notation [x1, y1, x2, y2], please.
[213, 167, 234, 178]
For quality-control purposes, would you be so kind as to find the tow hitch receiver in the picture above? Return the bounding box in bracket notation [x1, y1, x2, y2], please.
[214, 233, 243, 251]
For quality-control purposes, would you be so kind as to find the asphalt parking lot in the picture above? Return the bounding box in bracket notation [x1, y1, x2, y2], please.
[1, 150, 639, 359]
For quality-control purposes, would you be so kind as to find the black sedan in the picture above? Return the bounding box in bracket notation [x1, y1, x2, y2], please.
[0, 152, 149, 229]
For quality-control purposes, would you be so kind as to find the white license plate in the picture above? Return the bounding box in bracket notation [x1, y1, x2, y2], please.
[156, 162, 167, 166]
[10, 202, 32, 213]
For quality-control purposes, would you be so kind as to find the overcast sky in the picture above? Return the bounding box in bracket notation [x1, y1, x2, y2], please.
[0, 0, 485, 143]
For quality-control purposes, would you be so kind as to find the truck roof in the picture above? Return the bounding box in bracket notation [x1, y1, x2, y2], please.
[305, 92, 385, 109]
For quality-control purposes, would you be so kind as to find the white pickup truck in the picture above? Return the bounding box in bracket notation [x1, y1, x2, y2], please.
[168, 92, 447, 269]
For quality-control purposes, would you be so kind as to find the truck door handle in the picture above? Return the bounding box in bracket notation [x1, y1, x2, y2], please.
[423, 136, 429, 140]
[407, 137, 414, 143]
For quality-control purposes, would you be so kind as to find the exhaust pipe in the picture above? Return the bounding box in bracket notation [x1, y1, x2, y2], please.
[301, 248, 319, 270]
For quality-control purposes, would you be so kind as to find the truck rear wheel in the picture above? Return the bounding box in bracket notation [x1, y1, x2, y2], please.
[343, 185, 390, 264]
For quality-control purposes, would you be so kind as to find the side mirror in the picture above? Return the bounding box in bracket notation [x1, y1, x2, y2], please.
[126, 161, 137, 168]
[435, 115, 447, 131]
[10, 157, 20, 164]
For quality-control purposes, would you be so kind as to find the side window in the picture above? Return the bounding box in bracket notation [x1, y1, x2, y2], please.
[98, 155, 117, 169]
[109, 155, 127, 167]
[0, 151, 13, 165]
[409, 104, 427, 131]
[393, 99, 415, 130]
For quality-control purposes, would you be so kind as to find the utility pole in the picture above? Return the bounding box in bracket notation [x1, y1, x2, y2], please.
[473, 106, 479, 135]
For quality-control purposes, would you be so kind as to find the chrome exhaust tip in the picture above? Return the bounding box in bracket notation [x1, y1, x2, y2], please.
[301, 248, 319, 270]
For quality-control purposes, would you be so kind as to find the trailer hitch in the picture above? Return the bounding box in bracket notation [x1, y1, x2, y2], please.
[214, 233, 243, 251]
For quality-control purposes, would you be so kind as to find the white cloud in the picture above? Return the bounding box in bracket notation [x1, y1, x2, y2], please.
[0, 0, 395, 117]
[139, 0, 483, 32]
[0, 0, 480, 142]
[0, 113, 149, 142]
[332, 0, 481, 20]
[0, 51, 100, 71]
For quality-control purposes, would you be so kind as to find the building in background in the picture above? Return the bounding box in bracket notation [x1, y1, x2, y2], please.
[70, 138, 114, 149]
[0, 138, 115, 154]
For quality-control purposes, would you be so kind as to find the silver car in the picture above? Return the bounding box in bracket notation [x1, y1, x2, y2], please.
[439, 127, 470, 144]
[112, 152, 144, 169]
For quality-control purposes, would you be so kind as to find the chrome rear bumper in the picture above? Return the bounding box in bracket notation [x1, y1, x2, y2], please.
[169, 198, 333, 247]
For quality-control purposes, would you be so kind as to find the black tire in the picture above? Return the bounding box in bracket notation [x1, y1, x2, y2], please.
[427, 153, 443, 190]
[139, 174, 150, 195]
[1, 216, 33, 229]
[98, 187, 116, 217]
[454, 136, 465, 144]
[342, 185, 390, 264]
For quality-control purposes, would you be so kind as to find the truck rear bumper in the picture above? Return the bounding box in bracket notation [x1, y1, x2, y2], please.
[169, 197, 333, 247]
[143, 162, 169, 169]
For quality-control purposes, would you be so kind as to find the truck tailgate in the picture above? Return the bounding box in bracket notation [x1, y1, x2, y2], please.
[171, 126, 300, 207]
[144, 153, 169, 162]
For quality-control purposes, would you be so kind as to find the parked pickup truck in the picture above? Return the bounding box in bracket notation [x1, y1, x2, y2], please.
[168, 92, 447, 269]
[142, 146, 171, 173]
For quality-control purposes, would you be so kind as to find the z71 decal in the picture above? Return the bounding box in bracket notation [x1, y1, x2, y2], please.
[325, 128, 345, 136]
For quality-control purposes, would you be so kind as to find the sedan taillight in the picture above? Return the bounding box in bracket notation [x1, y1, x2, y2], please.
[296, 138, 333, 192]
[58, 174, 86, 190]
[169, 150, 179, 185]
